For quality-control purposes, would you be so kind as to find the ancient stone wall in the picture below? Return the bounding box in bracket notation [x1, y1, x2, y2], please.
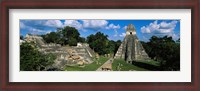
[114, 24, 150, 62]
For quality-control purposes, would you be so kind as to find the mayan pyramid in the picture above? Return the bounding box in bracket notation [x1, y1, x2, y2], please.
[114, 24, 149, 63]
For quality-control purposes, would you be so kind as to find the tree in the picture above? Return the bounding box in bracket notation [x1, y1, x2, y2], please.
[41, 26, 82, 46]
[42, 32, 60, 43]
[176, 38, 180, 43]
[86, 32, 122, 55]
[87, 32, 109, 55]
[79, 37, 86, 43]
[68, 37, 78, 46]
[106, 40, 116, 53]
[114, 40, 122, 54]
[61, 26, 80, 45]
[20, 42, 56, 71]
[141, 36, 180, 71]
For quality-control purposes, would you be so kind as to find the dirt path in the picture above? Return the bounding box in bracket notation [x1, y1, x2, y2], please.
[96, 58, 113, 71]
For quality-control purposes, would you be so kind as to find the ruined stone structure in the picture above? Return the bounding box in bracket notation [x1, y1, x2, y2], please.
[114, 24, 149, 63]
[25, 34, 61, 48]
[23, 34, 96, 70]
[74, 43, 96, 58]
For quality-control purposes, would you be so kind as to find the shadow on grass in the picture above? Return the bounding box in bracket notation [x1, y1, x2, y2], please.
[132, 61, 160, 71]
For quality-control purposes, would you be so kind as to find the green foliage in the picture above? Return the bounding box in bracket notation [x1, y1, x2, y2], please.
[61, 26, 81, 46]
[78, 37, 86, 43]
[87, 32, 109, 55]
[86, 32, 122, 55]
[114, 40, 122, 54]
[68, 37, 78, 46]
[20, 42, 56, 71]
[62, 26, 80, 40]
[112, 59, 160, 71]
[106, 40, 116, 53]
[176, 38, 180, 43]
[141, 36, 180, 71]
[42, 32, 60, 43]
[42, 26, 81, 46]
[41, 26, 121, 55]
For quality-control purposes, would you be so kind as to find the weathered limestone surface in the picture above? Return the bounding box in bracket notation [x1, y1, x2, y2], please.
[114, 24, 149, 62]
[24, 34, 96, 70]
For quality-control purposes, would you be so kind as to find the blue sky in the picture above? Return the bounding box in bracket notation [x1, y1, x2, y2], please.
[20, 20, 180, 42]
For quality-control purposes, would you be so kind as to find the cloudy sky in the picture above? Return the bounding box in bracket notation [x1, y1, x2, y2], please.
[20, 20, 180, 42]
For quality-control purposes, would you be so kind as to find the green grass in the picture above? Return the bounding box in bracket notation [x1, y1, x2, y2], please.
[64, 57, 160, 71]
[112, 59, 160, 71]
[139, 60, 160, 66]
[64, 56, 109, 71]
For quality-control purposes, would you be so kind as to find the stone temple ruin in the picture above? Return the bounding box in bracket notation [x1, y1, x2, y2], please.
[114, 24, 150, 63]
[23, 34, 96, 70]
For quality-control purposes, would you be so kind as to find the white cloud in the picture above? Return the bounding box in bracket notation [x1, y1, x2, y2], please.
[167, 32, 180, 41]
[106, 24, 120, 30]
[20, 22, 26, 29]
[20, 21, 48, 34]
[28, 27, 46, 34]
[140, 20, 179, 41]
[44, 20, 63, 28]
[119, 33, 126, 37]
[45, 30, 52, 34]
[30, 28, 44, 33]
[141, 20, 178, 34]
[123, 26, 127, 30]
[160, 20, 177, 29]
[113, 30, 118, 37]
[105, 23, 121, 37]
[142, 35, 149, 42]
[21, 20, 111, 35]
[82, 20, 108, 31]
[64, 20, 82, 29]
[141, 26, 151, 33]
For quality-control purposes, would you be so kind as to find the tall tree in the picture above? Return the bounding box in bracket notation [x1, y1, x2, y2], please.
[142, 36, 180, 71]
[68, 37, 78, 46]
[42, 26, 82, 46]
[20, 42, 56, 71]
[42, 32, 60, 43]
[114, 40, 122, 54]
[78, 37, 86, 43]
[62, 26, 80, 45]
[87, 32, 109, 55]
[106, 40, 116, 53]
